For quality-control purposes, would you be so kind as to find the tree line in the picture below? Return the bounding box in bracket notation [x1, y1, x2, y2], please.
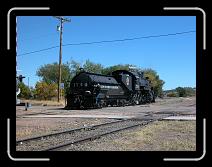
[164, 87, 196, 97]
[18, 59, 165, 100]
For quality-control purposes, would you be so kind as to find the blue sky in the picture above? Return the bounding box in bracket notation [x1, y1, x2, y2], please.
[17, 16, 196, 90]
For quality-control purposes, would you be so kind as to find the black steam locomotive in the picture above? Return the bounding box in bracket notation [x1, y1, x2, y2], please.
[66, 69, 155, 109]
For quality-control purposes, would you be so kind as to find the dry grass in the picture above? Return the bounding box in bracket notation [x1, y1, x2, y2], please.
[16, 129, 33, 138]
[16, 126, 52, 140]
[111, 120, 196, 151]
[21, 99, 65, 106]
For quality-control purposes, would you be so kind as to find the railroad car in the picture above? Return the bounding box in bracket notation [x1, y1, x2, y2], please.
[66, 69, 155, 109]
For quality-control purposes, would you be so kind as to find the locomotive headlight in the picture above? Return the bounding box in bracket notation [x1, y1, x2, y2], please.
[126, 77, 130, 85]
[85, 91, 91, 94]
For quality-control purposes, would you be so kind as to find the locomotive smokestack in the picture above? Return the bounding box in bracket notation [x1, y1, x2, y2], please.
[129, 66, 137, 72]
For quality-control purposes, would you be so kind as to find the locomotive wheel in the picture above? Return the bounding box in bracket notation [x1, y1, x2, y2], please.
[80, 105, 84, 109]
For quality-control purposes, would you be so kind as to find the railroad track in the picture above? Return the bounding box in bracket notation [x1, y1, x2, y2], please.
[16, 119, 153, 151]
[16, 111, 62, 117]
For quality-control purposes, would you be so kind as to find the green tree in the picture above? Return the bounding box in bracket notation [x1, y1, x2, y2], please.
[83, 60, 103, 74]
[183, 87, 196, 96]
[143, 69, 165, 97]
[176, 87, 186, 97]
[17, 82, 31, 99]
[36, 62, 72, 84]
[70, 60, 81, 75]
[70, 59, 104, 74]
[175, 87, 196, 97]
[34, 81, 57, 100]
[36, 62, 72, 98]
[101, 64, 131, 75]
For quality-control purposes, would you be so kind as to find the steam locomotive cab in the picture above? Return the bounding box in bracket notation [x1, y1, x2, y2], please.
[112, 70, 155, 104]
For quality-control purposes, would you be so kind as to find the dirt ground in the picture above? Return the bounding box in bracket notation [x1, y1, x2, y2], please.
[16, 97, 196, 151]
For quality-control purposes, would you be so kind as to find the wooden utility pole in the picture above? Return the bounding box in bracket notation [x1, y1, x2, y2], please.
[53, 16, 70, 102]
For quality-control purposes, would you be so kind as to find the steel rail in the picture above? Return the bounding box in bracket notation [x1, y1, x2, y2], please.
[42, 119, 154, 151]
[16, 111, 59, 117]
[16, 119, 125, 144]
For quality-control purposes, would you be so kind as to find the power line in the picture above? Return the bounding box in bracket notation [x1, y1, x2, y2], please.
[17, 30, 195, 56]
[18, 46, 59, 56]
[64, 30, 195, 46]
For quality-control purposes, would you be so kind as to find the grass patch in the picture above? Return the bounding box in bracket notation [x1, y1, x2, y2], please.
[21, 99, 65, 106]
[112, 120, 196, 151]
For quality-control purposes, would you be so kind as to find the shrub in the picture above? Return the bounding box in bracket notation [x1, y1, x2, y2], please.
[167, 92, 178, 97]
[34, 82, 57, 100]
